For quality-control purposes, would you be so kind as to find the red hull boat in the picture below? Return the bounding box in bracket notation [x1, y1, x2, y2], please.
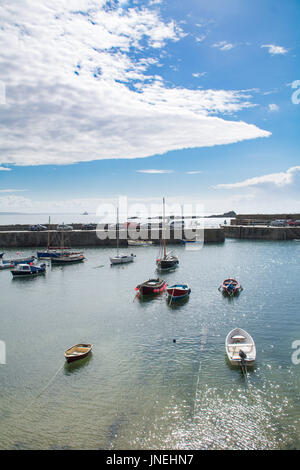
[135, 278, 167, 296]
[220, 279, 242, 296]
[166, 284, 191, 301]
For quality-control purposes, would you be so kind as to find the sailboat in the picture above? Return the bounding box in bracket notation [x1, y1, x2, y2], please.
[51, 223, 85, 265]
[156, 198, 179, 271]
[110, 208, 136, 265]
[37, 217, 70, 259]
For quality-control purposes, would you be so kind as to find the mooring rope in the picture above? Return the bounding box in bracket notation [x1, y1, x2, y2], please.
[19, 362, 64, 419]
[193, 327, 207, 419]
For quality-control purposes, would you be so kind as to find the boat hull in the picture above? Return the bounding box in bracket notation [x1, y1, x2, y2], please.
[156, 258, 179, 270]
[221, 279, 241, 295]
[65, 344, 92, 363]
[11, 264, 46, 277]
[136, 279, 167, 296]
[225, 328, 256, 366]
[65, 350, 91, 363]
[51, 255, 85, 264]
[167, 285, 191, 301]
[110, 255, 135, 265]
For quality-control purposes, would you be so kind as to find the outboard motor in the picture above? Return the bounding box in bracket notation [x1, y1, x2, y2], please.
[239, 349, 247, 369]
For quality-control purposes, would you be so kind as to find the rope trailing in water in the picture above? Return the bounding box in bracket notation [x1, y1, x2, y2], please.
[193, 327, 207, 419]
[19, 363, 64, 418]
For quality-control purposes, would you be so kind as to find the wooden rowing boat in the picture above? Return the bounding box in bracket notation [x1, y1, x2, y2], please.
[64, 343, 92, 363]
[166, 284, 191, 301]
[135, 278, 167, 296]
[220, 278, 242, 296]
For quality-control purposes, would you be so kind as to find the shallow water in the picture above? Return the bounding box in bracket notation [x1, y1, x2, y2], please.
[0, 239, 299, 449]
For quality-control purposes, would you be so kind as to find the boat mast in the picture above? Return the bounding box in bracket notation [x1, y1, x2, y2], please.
[61, 222, 64, 256]
[47, 216, 50, 249]
[116, 207, 119, 257]
[163, 197, 166, 259]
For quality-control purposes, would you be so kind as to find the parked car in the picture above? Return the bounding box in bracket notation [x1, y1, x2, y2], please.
[57, 224, 73, 231]
[270, 220, 287, 227]
[287, 220, 300, 226]
[29, 224, 47, 231]
[80, 224, 96, 230]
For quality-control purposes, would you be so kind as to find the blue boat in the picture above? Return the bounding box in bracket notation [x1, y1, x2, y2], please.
[11, 263, 46, 277]
[166, 284, 191, 301]
[0, 256, 35, 269]
[37, 249, 69, 259]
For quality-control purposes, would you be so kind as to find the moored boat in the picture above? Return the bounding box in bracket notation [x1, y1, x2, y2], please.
[225, 328, 256, 367]
[110, 207, 136, 265]
[51, 253, 85, 264]
[65, 343, 92, 363]
[220, 278, 242, 296]
[135, 278, 167, 296]
[166, 284, 191, 301]
[156, 198, 179, 271]
[0, 255, 35, 269]
[50, 222, 85, 264]
[37, 249, 70, 259]
[127, 239, 153, 247]
[11, 263, 46, 277]
[110, 254, 136, 265]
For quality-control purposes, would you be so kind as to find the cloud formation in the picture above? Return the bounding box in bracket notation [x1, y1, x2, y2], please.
[215, 166, 300, 189]
[261, 44, 288, 55]
[136, 169, 173, 174]
[0, 0, 270, 167]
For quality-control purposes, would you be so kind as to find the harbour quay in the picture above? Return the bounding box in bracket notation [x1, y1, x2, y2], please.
[223, 225, 300, 240]
[0, 226, 225, 248]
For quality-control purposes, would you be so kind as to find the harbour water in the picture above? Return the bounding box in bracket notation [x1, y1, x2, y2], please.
[0, 239, 300, 449]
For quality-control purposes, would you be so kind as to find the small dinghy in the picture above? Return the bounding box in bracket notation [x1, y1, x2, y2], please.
[225, 328, 256, 367]
[219, 278, 242, 296]
[110, 253, 136, 265]
[64, 343, 92, 363]
[135, 278, 167, 296]
[166, 284, 191, 301]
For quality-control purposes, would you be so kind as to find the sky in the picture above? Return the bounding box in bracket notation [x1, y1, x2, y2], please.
[0, 0, 299, 215]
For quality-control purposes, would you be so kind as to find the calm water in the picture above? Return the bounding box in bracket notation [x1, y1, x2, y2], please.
[0, 239, 300, 450]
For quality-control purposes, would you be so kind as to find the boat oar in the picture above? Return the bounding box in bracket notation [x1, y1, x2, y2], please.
[168, 288, 175, 306]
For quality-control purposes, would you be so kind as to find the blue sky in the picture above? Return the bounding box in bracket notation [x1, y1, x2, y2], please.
[0, 0, 299, 214]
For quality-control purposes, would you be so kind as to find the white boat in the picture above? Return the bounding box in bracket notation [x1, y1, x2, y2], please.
[110, 254, 136, 265]
[110, 207, 136, 265]
[225, 328, 256, 366]
[127, 239, 153, 247]
[156, 198, 179, 271]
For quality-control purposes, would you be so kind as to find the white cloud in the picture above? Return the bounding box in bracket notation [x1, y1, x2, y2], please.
[136, 169, 173, 174]
[261, 44, 288, 55]
[0, 1, 270, 167]
[186, 171, 202, 174]
[268, 103, 279, 112]
[0, 166, 11, 171]
[215, 166, 300, 190]
[0, 189, 27, 193]
[212, 41, 234, 51]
